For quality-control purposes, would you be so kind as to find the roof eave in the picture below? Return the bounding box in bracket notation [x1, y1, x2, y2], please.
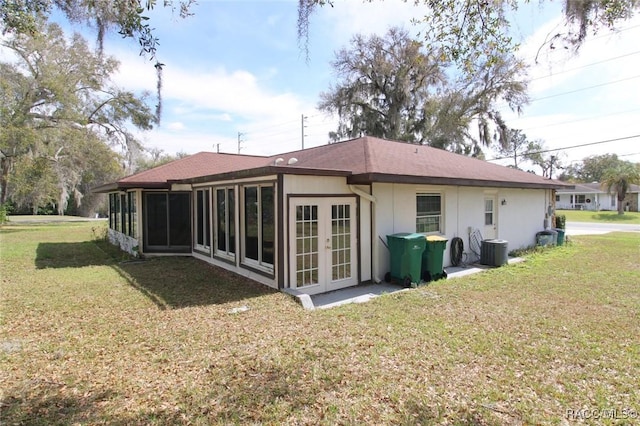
[91, 181, 170, 193]
[180, 165, 351, 184]
[348, 173, 572, 190]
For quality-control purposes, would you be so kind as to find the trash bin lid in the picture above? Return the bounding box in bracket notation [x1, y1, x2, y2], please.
[425, 235, 447, 242]
[388, 232, 425, 240]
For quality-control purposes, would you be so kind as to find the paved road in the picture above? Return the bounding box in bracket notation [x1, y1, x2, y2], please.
[565, 221, 640, 236]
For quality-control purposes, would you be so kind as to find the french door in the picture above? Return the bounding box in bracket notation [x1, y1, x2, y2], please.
[289, 197, 358, 295]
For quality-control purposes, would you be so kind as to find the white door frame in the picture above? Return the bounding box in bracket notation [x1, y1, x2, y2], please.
[483, 194, 498, 240]
[288, 196, 358, 295]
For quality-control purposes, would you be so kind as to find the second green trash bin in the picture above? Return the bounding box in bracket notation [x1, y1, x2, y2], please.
[385, 233, 426, 287]
[422, 235, 448, 282]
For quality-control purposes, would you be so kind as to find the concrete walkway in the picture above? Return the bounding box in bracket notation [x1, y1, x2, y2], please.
[286, 258, 524, 310]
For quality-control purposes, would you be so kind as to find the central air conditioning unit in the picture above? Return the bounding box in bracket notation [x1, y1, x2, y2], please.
[480, 239, 509, 267]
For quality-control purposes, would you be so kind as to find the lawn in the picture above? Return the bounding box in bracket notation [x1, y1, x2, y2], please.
[558, 209, 640, 224]
[1, 222, 639, 425]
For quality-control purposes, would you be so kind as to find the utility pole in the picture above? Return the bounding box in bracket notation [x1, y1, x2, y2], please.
[301, 114, 307, 150]
[237, 132, 245, 154]
[549, 155, 557, 179]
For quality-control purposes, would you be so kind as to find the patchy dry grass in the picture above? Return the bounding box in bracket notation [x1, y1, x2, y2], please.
[1, 222, 639, 425]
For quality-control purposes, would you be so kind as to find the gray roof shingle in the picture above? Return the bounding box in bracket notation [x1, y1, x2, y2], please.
[96, 136, 571, 191]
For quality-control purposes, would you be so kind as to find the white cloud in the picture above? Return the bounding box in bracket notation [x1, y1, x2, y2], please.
[166, 122, 185, 131]
[499, 13, 640, 165]
[108, 3, 640, 165]
[313, 1, 427, 43]
[519, 15, 640, 96]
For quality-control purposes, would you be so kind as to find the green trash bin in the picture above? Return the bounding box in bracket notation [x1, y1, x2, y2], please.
[385, 233, 426, 287]
[422, 235, 448, 282]
[555, 228, 565, 246]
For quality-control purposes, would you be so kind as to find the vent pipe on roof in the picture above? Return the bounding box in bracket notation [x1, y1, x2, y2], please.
[287, 158, 298, 165]
[274, 158, 284, 166]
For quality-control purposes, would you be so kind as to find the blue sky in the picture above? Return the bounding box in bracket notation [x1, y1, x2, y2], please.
[7, 1, 640, 172]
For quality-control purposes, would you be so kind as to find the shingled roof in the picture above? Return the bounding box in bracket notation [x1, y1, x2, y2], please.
[267, 137, 570, 189]
[95, 136, 571, 192]
[93, 152, 270, 192]
[556, 182, 640, 193]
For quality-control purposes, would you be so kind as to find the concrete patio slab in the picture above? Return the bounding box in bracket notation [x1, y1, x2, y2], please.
[304, 257, 525, 310]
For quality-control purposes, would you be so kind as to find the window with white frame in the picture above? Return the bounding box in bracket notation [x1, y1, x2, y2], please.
[243, 184, 275, 269]
[195, 188, 211, 251]
[416, 193, 442, 233]
[121, 193, 129, 236]
[215, 187, 235, 257]
[109, 192, 136, 238]
[128, 192, 137, 238]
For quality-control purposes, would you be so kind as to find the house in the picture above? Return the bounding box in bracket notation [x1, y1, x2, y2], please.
[94, 136, 571, 295]
[555, 182, 639, 212]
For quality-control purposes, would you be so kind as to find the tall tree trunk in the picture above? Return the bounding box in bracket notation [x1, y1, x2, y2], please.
[618, 195, 625, 215]
[0, 156, 11, 205]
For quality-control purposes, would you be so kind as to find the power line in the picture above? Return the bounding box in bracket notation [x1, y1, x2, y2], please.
[528, 50, 640, 82]
[523, 23, 640, 64]
[517, 107, 640, 131]
[486, 134, 640, 162]
[529, 74, 640, 103]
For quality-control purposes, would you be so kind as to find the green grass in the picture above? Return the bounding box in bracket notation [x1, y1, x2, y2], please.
[558, 209, 640, 224]
[1, 222, 639, 425]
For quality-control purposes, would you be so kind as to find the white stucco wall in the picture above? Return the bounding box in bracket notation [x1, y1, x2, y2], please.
[372, 183, 549, 281]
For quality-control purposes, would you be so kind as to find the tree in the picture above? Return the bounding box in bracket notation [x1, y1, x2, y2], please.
[0, 21, 155, 211]
[319, 27, 528, 154]
[8, 155, 58, 214]
[131, 147, 190, 174]
[563, 154, 628, 183]
[524, 141, 565, 179]
[298, 1, 640, 72]
[497, 129, 536, 169]
[319, 28, 446, 144]
[601, 162, 640, 215]
[1, 1, 196, 119]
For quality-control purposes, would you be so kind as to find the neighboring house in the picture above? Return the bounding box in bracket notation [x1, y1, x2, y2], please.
[556, 182, 640, 212]
[94, 136, 570, 295]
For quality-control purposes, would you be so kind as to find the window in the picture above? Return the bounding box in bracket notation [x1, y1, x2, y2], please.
[109, 192, 137, 237]
[295, 205, 319, 286]
[109, 194, 116, 230]
[121, 194, 129, 236]
[555, 194, 560, 202]
[215, 187, 235, 257]
[144, 192, 191, 251]
[114, 194, 121, 232]
[416, 194, 442, 233]
[243, 184, 275, 269]
[484, 198, 494, 226]
[128, 192, 137, 238]
[575, 194, 586, 204]
[331, 204, 352, 281]
[195, 189, 211, 251]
